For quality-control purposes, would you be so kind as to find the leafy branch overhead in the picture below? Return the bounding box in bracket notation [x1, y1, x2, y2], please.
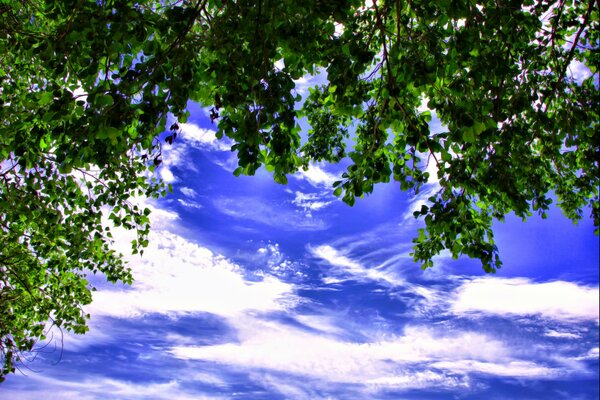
[0, 0, 598, 381]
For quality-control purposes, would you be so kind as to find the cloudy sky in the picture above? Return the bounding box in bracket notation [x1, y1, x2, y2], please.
[3, 80, 599, 399]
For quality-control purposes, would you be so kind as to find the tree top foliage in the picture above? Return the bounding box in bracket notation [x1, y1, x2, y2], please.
[1, 0, 598, 381]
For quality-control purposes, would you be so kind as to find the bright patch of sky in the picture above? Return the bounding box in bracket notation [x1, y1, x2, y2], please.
[3, 79, 598, 400]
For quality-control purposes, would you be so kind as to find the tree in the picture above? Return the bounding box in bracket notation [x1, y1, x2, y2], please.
[0, 0, 597, 380]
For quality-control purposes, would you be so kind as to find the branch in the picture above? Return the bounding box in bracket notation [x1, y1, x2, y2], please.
[543, 0, 594, 112]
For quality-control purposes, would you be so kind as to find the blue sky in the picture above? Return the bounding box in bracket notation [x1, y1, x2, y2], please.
[2, 86, 599, 399]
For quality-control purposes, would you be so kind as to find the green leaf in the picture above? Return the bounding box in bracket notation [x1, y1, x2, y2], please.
[39, 92, 53, 106]
[95, 94, 114, 107]
[97, 126, 121, 140]
[462, 128, 476, 143]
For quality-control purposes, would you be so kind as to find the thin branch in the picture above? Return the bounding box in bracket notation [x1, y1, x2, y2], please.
[543, 0, 594, 113]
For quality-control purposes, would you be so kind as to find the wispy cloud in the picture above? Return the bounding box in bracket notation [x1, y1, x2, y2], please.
[309, 220, 418, 267]
[169, 318, 566, 392]
[213, 196, 328, 231]
[1, 374, 224, 400]
[177, 198, 203, 209]
[180, 186, 199, 198]
[310, 244, 404, 286]
[291, 191, 334, 215]
[294, 314, 347, 336]
[430, 360, 559, 378]
[544, 329, 582, 339]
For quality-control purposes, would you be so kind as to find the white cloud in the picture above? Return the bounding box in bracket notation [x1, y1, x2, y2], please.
[255, 243, 284, 268]
[544, 329, 582, 339]
[568, 60, 593, 84]
[161, 138, 192, 170]
[159, 166, 177, 183]
[89, 230, 297, 318]
[256, 369, 469, 400]
[250, 243, 307, 281]
[363, 371, 470, 389]
[568, 347, 600, 362]
[256, 374, 325, 400]
[89, 200, 297, 319]
[169, 320, 559, 389]
[99, 195, 180, 243]
[136, 197, 181, 231]
[178, 122, 231, 151]
[187, 371, 228, 388]
[450, 278, 600, 321]
[295, 164, 340, 188]
[577, 347, 599, 361]
[158, 120, 237, 174]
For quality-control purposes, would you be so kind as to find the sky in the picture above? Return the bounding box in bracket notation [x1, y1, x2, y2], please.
[2, 79, 599, 399]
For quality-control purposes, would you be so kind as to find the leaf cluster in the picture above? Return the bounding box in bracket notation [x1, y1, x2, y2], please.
[0, 0, 598, 380]
[189, 0, 598, 274]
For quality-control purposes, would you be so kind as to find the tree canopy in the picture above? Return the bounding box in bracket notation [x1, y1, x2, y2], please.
[1, 0, 598, 381]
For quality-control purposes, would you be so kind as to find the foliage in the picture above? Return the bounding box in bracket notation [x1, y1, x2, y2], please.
[0, 0, 598, 380]
[0, 0, 174, 379]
